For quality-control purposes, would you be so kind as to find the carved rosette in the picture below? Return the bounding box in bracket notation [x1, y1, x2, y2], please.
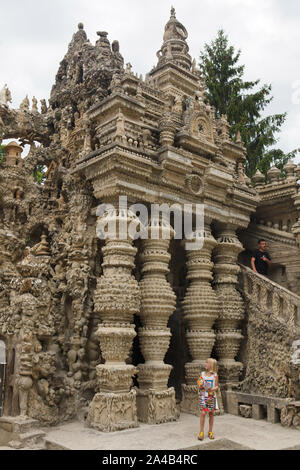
[136, 216, 177, 424]
[213, 227, 245, 383]
[88, 207, 141, 432]
[181, 224, 221, 415]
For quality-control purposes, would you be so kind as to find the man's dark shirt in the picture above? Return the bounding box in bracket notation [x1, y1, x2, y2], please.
[253, 250, 271, 275]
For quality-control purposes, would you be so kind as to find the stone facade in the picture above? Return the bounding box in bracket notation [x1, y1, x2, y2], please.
[239, 162, 300, 295]
[0, 8, 299, 442]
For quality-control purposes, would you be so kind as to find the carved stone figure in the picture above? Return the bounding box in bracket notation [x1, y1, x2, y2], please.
[111, 40, 124, 69]
[20, 95, 30, 112]
[0, 84, 12, 107]
[18, 376, 33, 417]
[32, 96, 38, 113]
[40, 99, 48, 114]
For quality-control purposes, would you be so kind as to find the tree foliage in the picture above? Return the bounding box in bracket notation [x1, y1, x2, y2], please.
[199, 30, 296, 177]
[0, 144, 5, 163]
[31, 165, 46, 185]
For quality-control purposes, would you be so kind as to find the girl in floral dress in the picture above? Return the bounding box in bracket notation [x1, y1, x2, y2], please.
[197, 358, 219, 441]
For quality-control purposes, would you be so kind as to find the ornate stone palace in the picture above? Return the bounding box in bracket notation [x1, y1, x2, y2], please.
[0, 9, 299, 447]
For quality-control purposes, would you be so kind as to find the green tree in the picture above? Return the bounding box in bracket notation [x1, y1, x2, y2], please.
[199, 29, 296, 177]
[31, 164, 46, 184]
[0, 144, 5, 163]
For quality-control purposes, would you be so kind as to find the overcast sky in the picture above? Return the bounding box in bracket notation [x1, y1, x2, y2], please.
[1, 0, 299, 162]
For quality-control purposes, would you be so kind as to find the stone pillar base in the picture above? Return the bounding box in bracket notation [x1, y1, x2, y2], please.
[137, 363, 172, 390]
[136, 387, 178, 424]
[181, 384, 224, 416]
[180, 384, 200, 416]
[87, 389, 138, 432]
[221, 389, 239, 415]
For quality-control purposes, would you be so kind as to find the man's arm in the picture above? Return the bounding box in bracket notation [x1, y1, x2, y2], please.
[262, 254, 272, 266]
[251, 256, 257, 273]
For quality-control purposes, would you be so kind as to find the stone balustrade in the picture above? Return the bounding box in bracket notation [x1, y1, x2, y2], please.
[253, 218, 298, 234]
[238, 265, 300, 401]
[240, 265, 300, 328]
[222, 265, 300, 420]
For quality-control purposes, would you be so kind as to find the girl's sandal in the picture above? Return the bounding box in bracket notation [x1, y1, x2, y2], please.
[197, 432, 204, 441]
[208, 432, 215, 440]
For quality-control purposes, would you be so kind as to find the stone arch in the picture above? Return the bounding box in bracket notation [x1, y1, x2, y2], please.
[25, 222, 49, 248]
[190, 114, 214, 142]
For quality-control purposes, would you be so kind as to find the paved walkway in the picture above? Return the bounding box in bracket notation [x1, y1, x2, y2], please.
[1, 413, 299, 450]
[40, 413, 300, 451]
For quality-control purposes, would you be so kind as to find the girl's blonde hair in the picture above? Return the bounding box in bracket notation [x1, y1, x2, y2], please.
[206, 358, 218, 374]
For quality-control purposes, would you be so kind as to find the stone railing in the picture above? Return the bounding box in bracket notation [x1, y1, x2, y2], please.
[238, 265, 300, 400]
[240, 265, 300, 331]
[222, 265, 300, 424]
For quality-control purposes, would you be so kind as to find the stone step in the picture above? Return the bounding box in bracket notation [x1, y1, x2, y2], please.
[14, 419, 40, 435]
[0, 417, 39, 435]
[45, 440, 69, 451]
[9, 430, 46, 450]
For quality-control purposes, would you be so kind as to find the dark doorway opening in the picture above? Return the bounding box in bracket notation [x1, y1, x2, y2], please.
[165, 239, 189, 401]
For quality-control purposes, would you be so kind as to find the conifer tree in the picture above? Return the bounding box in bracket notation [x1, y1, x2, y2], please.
[199, 30, 296, 177]
[0, 145, 5, 163]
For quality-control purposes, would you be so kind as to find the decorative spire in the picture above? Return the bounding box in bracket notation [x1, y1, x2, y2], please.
[154, 8, 192, 70]
[252, 169, 265, 187]
[283, 159, 297, 180]
[267, 165, 281, 183]
[236, 130, 242, 144]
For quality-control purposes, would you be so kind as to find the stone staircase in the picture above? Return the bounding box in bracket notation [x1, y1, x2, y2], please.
[0, 416, 46, 450]
[239, 264, 300, 330]
[226, 265, 300, 423]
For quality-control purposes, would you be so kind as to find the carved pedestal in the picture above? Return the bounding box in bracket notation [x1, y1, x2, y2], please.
[88, 207, 140, 432]
[181, 225, 221, 415]
[213, 226, 245, 384]
[136, 217, 178, 424]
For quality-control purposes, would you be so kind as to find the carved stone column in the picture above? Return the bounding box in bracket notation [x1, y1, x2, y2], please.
[181, 223, 221, 415]
[213, 225, 245, 384]
[87, 206, 141, 432]
[136, 216, 178, 424]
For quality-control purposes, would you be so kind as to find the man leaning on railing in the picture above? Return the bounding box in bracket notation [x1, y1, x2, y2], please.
[251, 239, 272, 276]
